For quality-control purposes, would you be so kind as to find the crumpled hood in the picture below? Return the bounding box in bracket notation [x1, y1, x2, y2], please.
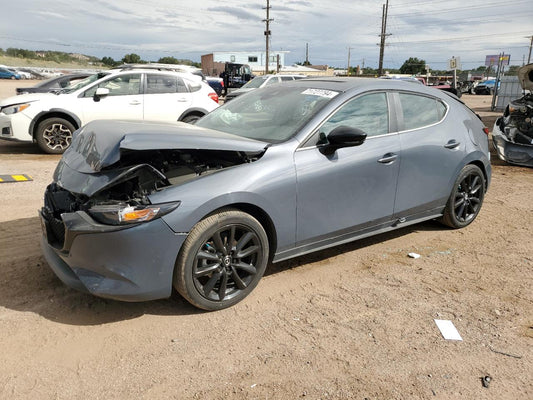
[62, 120, 269, 174]
[54, 120, 268, 196]
[518, 63, 533, 91]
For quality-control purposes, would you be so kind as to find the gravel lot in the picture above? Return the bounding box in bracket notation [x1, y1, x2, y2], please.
[0, 79, 531, 399]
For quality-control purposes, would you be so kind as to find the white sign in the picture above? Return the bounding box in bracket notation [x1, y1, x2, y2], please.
[448, 57, 461, 70]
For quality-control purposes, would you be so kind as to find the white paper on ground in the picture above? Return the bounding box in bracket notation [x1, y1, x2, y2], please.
[434, 319, 463, 341]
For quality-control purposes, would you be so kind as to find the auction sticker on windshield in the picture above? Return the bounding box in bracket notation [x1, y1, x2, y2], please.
[301, 89, 339, 98]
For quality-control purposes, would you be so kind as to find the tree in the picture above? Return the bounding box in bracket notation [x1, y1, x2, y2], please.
[101, 56, 117, 67]
[158, 56, 180, 64]
[399, 57, 426, 75]
[122, 53, 142, 64]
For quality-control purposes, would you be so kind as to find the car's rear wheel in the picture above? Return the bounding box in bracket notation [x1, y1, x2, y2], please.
[174, 209, 269, 310]
[36, 117, 75, 154]
[441, 164, 485, 228]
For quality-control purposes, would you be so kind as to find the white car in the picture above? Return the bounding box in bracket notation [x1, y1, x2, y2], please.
[225, 74, 307, 101]
[0, 68, 219, 153]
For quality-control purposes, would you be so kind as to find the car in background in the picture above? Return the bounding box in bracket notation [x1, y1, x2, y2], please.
[225, 74, 307, 101]
[492, 63, 533, 167]
[474, 79, 499, 95]
[0, 67, 21, 80]
[39, 78, 491, 310]
[16, 73, 92, 95]
[206, 76, 224, 96]
[0, 67, 219, 153]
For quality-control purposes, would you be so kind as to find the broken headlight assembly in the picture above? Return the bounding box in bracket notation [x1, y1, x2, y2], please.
[88, 201, 180, 225]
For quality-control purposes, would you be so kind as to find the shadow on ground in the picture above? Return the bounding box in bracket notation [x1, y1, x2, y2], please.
[0, 215, 449, 326]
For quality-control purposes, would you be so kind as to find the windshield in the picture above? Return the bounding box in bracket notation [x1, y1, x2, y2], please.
[61, 72, 110, 94]
[196, 85, 338, 143]
[241, 76, 269, 89]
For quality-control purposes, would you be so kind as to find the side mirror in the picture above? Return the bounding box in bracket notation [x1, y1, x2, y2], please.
[93, 87, 110, 102]
[320, 126, 367, 155]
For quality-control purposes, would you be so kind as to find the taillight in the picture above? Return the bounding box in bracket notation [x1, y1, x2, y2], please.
[209, 92, 219, 103]
[220, 80, 225, 87]
[483, 127, 489, 135]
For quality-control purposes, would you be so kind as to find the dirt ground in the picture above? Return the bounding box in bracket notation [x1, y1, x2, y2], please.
[0, 80, 531, 399]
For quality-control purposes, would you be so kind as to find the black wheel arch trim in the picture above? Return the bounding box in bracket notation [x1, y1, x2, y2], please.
[29, 109, 82, 138]
[178, 108, 208, 121]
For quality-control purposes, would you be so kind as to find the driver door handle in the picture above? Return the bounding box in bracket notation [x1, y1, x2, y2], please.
[129, 100, 141, 105]
[378, 153, 398, 164]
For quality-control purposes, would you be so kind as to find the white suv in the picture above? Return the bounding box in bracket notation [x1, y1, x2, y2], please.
[0, 67, 219, 153]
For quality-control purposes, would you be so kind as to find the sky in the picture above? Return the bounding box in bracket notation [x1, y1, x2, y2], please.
[1, 0, 532, 71]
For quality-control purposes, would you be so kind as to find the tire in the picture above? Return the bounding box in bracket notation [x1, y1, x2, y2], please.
[440, 165, 485, 229]
[174, 209, 269, 310]
[181, 114, 203, 124]
[35, 117, 75, 154]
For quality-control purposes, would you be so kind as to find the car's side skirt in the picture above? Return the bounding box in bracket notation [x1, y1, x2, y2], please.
[272, 211, 443, 263]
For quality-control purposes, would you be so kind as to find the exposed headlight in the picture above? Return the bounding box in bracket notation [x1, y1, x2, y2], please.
[1, 103, 31, 115]
[88, 201, 180, 225]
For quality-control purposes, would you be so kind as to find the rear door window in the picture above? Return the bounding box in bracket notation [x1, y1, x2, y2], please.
[399, 93, 447, 131]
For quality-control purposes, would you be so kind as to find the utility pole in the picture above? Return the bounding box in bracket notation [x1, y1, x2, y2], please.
[263, 0, 273, 75]
[347, 47, 353, 76]
[378, 0, 391, 76]
[526, 35, 533, 64]
[305, 42, 309, 65]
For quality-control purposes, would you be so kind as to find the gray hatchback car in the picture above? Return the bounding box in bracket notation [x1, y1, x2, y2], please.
[40, 78, 491, 310]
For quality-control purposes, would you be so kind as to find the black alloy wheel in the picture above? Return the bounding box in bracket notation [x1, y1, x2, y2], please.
[174, 209, 269, 310]
[441, 164, 485, 228]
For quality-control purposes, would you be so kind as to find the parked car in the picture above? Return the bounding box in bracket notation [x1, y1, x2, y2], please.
[492, 63, 533, 167]
[0, 67, 21, 80]
[206, 76, 224, 96]
[225, 74, 307, 101]
[0, 67, 219, 153]
[16, 73, 92, 95]
[40, 78, 491, 310]
[474, 79, 499, 95]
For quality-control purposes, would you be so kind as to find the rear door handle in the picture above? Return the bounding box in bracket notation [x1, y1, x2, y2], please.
[177, 98, 188, 102]
[129, 100, 141, 105]
[444, 140, 460, 149]
[378, 153, 398, 164]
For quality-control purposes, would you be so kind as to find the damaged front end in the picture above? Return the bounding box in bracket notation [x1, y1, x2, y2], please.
[39, 120, 267, 300]
[492, 64, 533, 167]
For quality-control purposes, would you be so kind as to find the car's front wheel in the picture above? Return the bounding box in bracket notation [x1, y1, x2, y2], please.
[36, 117, 75, 154]
[441, 164, 485, 228]
[174, 209, 269, 310]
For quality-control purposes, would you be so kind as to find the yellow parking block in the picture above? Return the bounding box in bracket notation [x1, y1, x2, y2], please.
[0, 174, 33, 183]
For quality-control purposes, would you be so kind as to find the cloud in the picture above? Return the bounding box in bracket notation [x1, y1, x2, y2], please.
[207, 6, 260, 21]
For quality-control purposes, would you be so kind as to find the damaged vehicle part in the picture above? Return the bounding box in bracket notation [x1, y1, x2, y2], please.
[41, 79, 491, 311]
[492, 63, 533, 167]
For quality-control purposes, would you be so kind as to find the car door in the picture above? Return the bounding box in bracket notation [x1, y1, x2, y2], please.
[392, 92, 465, 218]
[294, 92, 400, 247]
[78, 73, 143, 123]
[143, 73, 192, 122]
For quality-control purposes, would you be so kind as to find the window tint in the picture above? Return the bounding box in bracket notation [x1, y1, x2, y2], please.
[83, 74, 141, 97]
[280, 76, 294, 81]
[145, 74, 188, 94]
[320, 92, 389, 138]
[146, 74, 178, 94]
[399, 93, 447, 130]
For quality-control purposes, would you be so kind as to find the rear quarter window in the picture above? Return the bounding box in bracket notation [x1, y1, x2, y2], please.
[399, 92, 447, 131]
